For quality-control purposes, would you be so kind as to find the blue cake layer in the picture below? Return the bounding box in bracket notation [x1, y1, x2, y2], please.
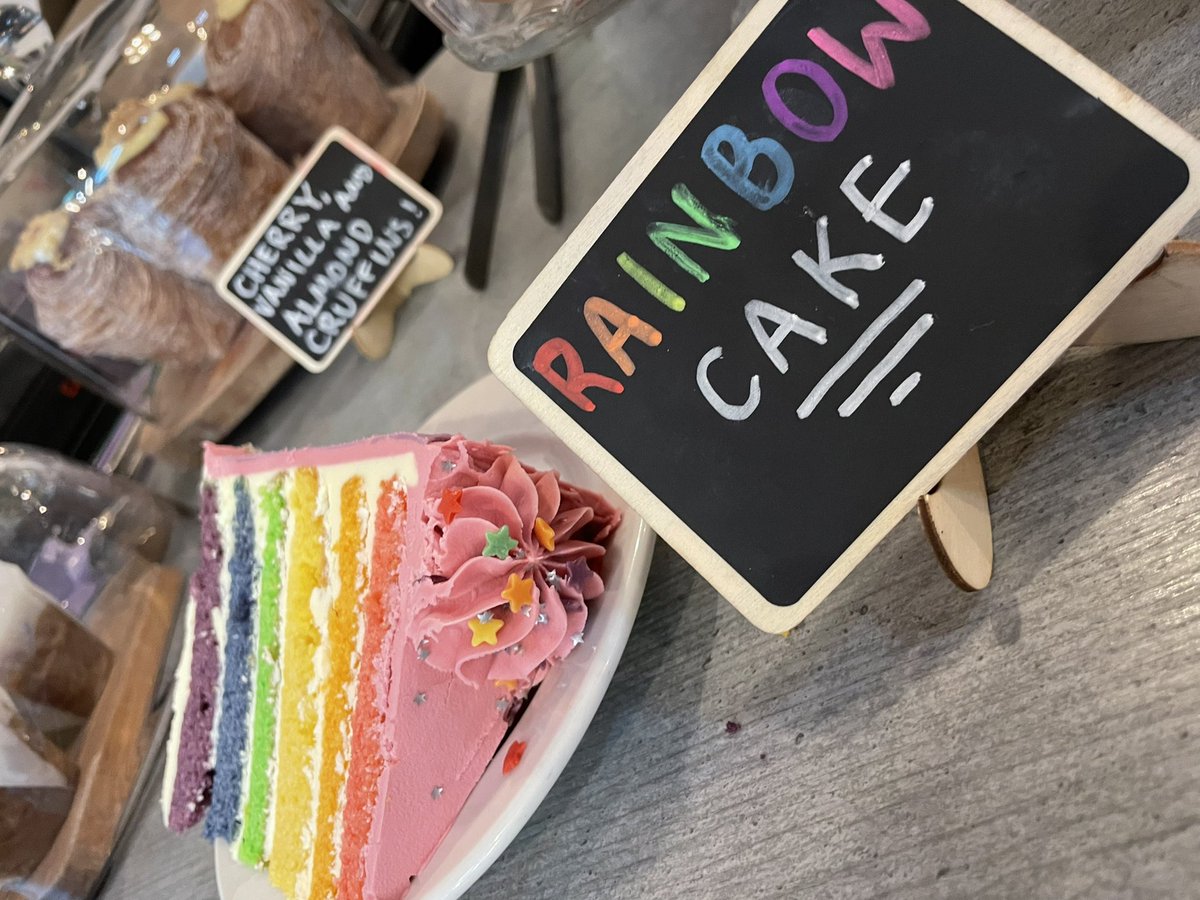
[205, 478, 259, 842]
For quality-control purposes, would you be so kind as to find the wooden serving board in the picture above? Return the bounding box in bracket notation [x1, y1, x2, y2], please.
[2, 558, 181, 900]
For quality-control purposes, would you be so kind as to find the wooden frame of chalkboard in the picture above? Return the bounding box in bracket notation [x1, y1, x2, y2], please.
[489, 0, 1200, 632]
[216, 128, 442, 374]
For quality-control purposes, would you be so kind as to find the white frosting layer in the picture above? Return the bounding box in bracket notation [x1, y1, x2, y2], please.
[209, 477, 238, 773]
[161, 590, 197, 826]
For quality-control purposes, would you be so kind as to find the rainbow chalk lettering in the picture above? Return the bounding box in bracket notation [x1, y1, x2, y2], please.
[807, 0, 931, 90]
[530, 0, 935, 421]
[762, 59, 849, 143]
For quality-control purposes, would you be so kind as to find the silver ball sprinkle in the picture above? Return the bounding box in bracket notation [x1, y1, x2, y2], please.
[477, 610, 494, 623]
[506, 642, 523, 656]
[441, 459, 456, 472]
[522, 604, 533, 618]
[413, 692, 426, 706]
[431, 786, 444, 800]
[545, 570, 558, 586]
[495, 697, 509, 711]
[417, 638, 430, 661]
[536, 612, 549, 626]
[571, 632, 585, 647]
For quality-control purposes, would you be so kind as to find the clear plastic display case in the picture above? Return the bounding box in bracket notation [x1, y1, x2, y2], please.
[412, 0, 631, 71]
[0, 443, 172, 617]
[0, 0, 439, 458]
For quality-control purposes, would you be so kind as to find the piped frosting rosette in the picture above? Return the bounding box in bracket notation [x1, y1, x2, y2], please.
[415, 439, 620, 695]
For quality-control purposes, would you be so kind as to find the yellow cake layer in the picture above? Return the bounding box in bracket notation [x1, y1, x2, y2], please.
[268, 467, 326, 898]
[308, 476, 368, 900]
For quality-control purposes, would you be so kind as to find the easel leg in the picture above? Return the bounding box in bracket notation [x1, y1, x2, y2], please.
[918, 444, 993, 591]
[919, 239, 1200, 591]
[352, 244, 455, 360]
[1076, 240, 1200, 346]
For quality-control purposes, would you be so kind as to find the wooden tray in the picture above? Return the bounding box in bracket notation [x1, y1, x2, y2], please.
[2, 558, 182, 900]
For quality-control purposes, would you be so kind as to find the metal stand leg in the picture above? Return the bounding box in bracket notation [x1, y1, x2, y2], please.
[528, 55, 564, 224]
[465, 55, 565, 290]
[465, 67, 523, 290]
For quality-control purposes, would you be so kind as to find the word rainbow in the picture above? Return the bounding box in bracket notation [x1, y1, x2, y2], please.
[532, 0, 937, 423]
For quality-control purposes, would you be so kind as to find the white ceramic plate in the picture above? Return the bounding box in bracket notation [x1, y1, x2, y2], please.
[215, 374, 654, 900]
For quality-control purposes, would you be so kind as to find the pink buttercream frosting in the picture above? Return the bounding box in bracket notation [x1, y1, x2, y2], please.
[414, 439, 620, 692]
[362, 438, 621, 897]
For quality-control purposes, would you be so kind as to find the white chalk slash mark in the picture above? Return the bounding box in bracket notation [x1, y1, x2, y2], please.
[889, 371, 923, 407]
[797, 279, 926, 420]
[839, 315, 934, 417]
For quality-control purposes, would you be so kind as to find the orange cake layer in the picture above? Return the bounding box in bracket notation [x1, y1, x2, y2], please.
[336, 478, 407, 896]
[268, 467, 326, 897]
[308, 477, 368, 900]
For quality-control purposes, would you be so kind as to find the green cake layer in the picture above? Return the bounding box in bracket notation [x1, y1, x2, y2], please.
[234, 474, 287, 866]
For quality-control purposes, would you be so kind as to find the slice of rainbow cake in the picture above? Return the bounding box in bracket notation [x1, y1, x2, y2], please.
[162, 434, 619, 898]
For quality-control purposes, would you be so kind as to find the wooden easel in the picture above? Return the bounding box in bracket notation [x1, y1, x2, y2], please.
[918, 240, 1200, 590]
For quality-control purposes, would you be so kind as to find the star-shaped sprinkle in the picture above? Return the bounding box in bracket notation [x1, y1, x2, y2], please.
[495, 679, 519, 691]
[533, 517, 555, 552]
[468, 615, 504, 647]
[503, 741, 528, 775]
[536, 611, 549, 626]
[416, 638, 430, 661]
[413, 692, 426, 706]
[431, 786, 444, 799]
[441, 459, 456, 472]
[438, 488, 463, 524]
[502, 573, 535, 613]
[506, 643, 522, 656]
[570, 632, 584, 647]
[565, 558, 592, 586]
[496, 697, 509, 711]
[482, 525, 519, 560]
[477, 610, 493, 623]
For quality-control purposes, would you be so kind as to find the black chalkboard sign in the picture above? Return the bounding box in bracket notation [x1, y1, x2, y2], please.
[217, 128, 441, 373]
[490, 0, 1200, 632]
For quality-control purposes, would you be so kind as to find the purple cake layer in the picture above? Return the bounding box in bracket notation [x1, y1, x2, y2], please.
[167, 484, 225, 832]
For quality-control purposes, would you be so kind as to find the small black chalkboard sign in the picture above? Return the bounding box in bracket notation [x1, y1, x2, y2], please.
[217, 128, 441, 373]
[491, 0, 1200, 632]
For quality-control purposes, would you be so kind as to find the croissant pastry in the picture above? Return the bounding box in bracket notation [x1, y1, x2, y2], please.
[95, 86, 289, 281]
[206, 0, 397, 161]
[10, 207, 242, 367]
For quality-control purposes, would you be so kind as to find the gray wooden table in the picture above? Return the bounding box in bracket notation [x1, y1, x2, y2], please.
[103, 0, 1200, 896]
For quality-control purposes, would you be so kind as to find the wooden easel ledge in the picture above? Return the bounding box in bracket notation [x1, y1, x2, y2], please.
[919, 240, 1200, 590]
